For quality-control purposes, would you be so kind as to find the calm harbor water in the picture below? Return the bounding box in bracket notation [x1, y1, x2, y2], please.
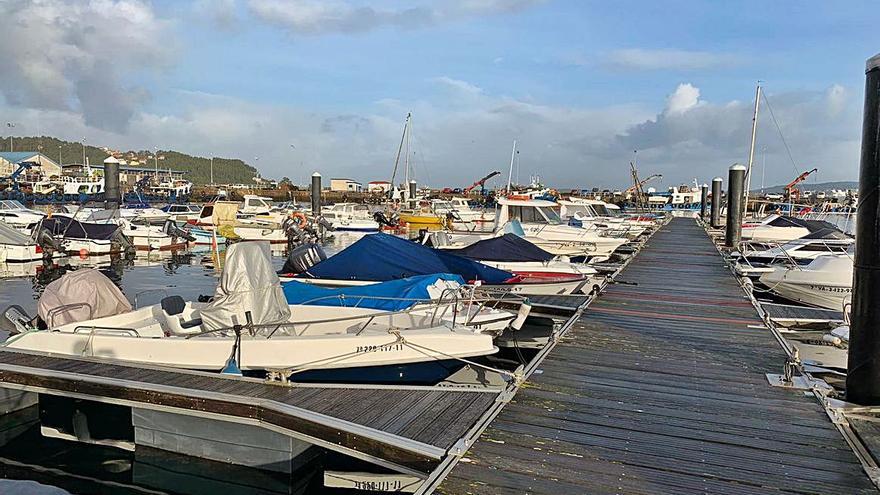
[0, 232, 396, 495]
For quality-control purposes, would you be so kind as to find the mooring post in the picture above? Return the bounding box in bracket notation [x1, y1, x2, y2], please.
[700, 183, 709, 220]
[408, 180, 417, 209]
[725, 164, 746, 248]
[847, 53, 880, 405]
[711, 177, 722, 228]
[311, 172, 322, 238]
[103, 156, 121, 209]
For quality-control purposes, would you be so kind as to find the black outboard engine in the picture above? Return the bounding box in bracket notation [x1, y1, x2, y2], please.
[163, 219, 197, 242]
[280, 243, 327, 274]
[373, 211, 397, 228]
[315, 215, 335, 232]
[33, 224, 62, 255]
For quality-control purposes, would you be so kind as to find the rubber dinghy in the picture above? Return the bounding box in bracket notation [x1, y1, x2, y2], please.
[283, 233, 596, 295]
[3, 242, 497, 385]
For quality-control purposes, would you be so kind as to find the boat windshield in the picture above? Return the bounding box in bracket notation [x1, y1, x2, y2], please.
[508, 205, 561, 224]
[537, 206, 561, 224]
[592, 204, 611, 216]
[0, 200, 27, 210]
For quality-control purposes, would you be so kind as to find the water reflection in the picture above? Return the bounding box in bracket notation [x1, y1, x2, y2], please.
[0, 234, 378, 495]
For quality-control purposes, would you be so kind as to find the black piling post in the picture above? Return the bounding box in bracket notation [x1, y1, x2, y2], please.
[724, 164, 746, 248]
[711, 177, 722, 228]
[847, 53, 880, 405]
[103, 156, 120, 208]
[700, 183, 708, 220]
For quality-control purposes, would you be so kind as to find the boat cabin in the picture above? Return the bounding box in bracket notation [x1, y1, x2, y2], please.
[495, 198, 562, 226]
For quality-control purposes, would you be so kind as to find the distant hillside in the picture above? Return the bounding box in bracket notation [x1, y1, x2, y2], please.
[755, 180, 858, 193]
[0, 136, 258, 185]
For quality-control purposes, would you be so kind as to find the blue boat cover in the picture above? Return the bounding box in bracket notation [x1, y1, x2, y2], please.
[283, 273, 465, 311]
[444, 233, 553, 262]
[300, 233, 513, 283]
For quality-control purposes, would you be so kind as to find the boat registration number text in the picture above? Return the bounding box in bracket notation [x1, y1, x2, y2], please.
[356, 344, 405, 353]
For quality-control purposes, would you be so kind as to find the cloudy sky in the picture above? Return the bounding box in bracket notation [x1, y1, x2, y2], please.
[0, 0, 876, 188]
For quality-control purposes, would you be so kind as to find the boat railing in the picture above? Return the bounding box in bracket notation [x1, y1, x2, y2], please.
[134, 289, 169, 309]
[73, 326, 141, 337]
[46, 302, 95, 328]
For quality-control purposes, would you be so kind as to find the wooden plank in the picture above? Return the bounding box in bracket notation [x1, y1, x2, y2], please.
[440, 218, 875, 494]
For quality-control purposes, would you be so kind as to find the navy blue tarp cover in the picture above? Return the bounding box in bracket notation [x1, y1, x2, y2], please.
[443, 233, 553, 262]
[283, 273, 465, 311]
[300, 233, 513, 284]
[41, 217, 119, 241]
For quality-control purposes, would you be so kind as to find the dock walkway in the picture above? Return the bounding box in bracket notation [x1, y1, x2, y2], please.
[438, 218, 875, 494]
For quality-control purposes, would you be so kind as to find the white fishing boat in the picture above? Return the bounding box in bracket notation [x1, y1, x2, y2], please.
[321, 203, 380, 232]
[758, 254, 853, 310]
[60, 175, 104, 195]
[3, 243, 498, 384]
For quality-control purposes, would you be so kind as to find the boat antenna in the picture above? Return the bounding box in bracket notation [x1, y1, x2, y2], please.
[506, 140, 517, 193]
[388, 113, 411, 199]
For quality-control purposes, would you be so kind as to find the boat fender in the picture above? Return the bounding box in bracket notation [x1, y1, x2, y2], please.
[290, 211, 308, 229]
[510, 299, 532, 331]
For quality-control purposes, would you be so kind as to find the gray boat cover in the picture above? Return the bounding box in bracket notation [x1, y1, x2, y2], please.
[200, 241, 291, 332]
[38, 269, 131, 327]
[0, 221, 34, 246]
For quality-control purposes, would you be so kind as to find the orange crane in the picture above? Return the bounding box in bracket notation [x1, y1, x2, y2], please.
[463, 171, 501, 195]
[783, 168, 817, 202]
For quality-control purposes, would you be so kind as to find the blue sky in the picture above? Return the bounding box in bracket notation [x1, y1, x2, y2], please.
[1, 0, 878, 188]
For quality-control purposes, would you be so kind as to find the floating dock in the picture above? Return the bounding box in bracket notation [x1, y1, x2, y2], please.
[0, 218, 876, 494]
[434, 218, 876, 494]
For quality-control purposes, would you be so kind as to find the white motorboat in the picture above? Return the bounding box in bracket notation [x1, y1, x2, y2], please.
[429, 199, 494, 232]
[37, 215, 125, 255]
[740, 229, 853, 266]
[321, 203, 380, 232]
[118, 219, 192, 251]
[3, 243, 497, 384]
[557, 199, 647, 239]
[758, 254, 853, 310]
[119, 205, 171, 224]
[0, 199, 46, 233]
[493, 197, 629, 261]
[212, 201, 293, 244]
[162, 204, 203, 223]
[741, 215, 839, 244]
[0, 221, 43, 262]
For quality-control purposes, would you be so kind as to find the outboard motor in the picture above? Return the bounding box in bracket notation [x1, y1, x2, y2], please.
[373, 211, 397, 228]
[163, 219, 197, 242]
[280, 243, 327, 274]
[33, 224, 62, 255]
[315, 215, 334, 232]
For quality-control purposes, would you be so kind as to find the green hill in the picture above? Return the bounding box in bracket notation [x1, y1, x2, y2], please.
[0, 136, 258, 185]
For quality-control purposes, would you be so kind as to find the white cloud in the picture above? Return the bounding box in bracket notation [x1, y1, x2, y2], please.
[432, 76, 484, 96]
[605, 48, 742, 71]
[245, 0, 544, 34]
[665, 83, 703, 115]
[0, 0, 174, 131]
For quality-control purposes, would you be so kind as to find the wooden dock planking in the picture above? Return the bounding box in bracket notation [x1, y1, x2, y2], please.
[438, 218, 876, 494]
[0, 349, 498, 474]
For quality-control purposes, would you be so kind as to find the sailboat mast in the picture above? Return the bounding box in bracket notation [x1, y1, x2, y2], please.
[389, 112, 411, 197]
[743, 84, 761, 217]
[506, 140, 517, 193]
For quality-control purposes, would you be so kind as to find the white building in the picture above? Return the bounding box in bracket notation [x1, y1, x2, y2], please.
[330, 178, 363, 192]
[367, 180, 391, 194]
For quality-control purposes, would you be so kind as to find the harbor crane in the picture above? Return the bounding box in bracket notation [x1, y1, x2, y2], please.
[464, 170, 501, 195]
[0, 161, 34, 192]
[628, 161, 661, 208]
[783, 168, 818, 202]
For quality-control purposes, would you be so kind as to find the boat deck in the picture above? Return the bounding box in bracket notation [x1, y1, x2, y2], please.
[760, 301, 845, 327]
[0, 349, 499, 475]
[437, 218, 875, 494]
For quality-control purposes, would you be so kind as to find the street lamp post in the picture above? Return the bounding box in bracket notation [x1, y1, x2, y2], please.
[210, 156, 214, 185]
[58, 145, 62, 166]
[6, 123, 15, 152]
